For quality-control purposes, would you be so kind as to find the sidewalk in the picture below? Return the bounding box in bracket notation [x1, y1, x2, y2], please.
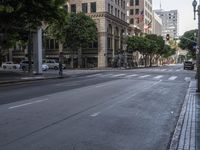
[170, 80, 200, 150]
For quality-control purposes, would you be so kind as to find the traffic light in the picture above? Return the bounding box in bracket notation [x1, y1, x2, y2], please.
[166, 34, 170, 41]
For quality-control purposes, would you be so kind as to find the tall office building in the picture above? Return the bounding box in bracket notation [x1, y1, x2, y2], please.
[152, 11, 162, 36]
[154, 9, 179, 38]
[127, 0, 153, 34]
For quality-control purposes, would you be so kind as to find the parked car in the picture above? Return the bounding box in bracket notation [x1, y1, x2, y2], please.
[42, 64, 49, 71]
[20, 60, 49, 71]
[183, 61, 194, 70]
[43, 59, 65, 70]
[20, 60, 33, 71]
[2, 61, 20, 70]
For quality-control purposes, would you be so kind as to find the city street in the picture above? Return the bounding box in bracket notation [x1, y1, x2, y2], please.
[0, 64, 195, 150]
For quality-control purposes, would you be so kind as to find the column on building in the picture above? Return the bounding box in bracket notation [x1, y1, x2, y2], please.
[98, 18, 108, 68]
[114, 27, 120, 52]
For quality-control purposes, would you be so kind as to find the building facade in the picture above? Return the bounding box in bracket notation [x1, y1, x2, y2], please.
[154, 9, 179, 38]
[127, 0, 153, 35]
[45, 0, 129, 68]
[152, 11, 162, 36]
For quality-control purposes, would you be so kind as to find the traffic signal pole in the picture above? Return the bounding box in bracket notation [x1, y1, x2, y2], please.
[193, 0, 200, 92]
[197, 5, 200, 92]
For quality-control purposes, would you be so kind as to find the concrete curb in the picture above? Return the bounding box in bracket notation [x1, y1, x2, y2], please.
[0, 76, 61, 86]
[0, 71, 104, 86]
[169, 81, 192, 150]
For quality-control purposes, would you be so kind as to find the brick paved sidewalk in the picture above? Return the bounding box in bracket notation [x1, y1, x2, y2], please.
[170, 80, 200, 150]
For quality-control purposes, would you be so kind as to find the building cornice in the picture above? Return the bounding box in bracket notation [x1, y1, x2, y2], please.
[87, 12, 129, 27]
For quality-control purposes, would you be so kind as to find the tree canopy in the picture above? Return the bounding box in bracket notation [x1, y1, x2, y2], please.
[179, 29, 197, 59]
[0, 0, 66, 49]
[64, 12, 97, 50]
[127, 34, 176, 66]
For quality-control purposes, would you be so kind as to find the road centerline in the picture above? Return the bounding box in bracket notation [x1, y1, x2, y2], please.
[8, 99, 49, 109]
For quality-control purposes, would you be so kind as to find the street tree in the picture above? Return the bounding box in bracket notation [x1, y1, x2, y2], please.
[161, 45, 176, 64]
[145, 34, 165, 66]
[64, 12, 97, 68]
[179, 29, 198, 60]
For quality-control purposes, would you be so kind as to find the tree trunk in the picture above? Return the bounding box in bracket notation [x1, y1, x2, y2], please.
[144, 54, 147, 67]
[0, 51, 2, 66]
[70, 50, 74, 69]
[78, 47, 82, 68]
[150, 55, 153, 67]
[59, 41, 63, 53]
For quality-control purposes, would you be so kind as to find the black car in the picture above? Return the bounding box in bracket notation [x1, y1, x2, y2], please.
[183, 61, 194, 70]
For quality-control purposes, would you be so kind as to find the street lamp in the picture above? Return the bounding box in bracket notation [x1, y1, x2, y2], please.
[192, 0, 200, 92]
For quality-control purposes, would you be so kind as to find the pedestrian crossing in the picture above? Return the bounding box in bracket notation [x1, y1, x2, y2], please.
[137, 68, 184, 72]
[85, 73, 192, 82]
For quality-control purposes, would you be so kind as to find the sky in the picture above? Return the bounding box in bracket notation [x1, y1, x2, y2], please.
[153, 0, 198, 35]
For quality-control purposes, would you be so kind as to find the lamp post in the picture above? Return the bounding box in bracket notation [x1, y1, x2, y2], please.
[192, 0, 200, 92]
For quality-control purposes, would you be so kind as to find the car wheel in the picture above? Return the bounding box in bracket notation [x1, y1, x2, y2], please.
[13, 66, 17, 69]
[3, 66, 6, 69]
[54, 66, 58, 70]
[22, 66, 26, 71]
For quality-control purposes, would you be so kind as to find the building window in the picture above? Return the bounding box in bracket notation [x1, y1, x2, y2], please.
[91, 2, 96, 12]
[135, 9, 139, 15]
[82, 3, 88, 13]
[130, 9, 134, 15]
[130, 18, 134, 24]
[136, 18, 139, 24]
[118, 10, 120, 18]
[123, 1, 125, 9]
[108, 3, 110, 13]
[135, 0, 139, 5]
[71, 4, 76, 13]
[115, 8, 117, 16]
[111, 6, 113, 15]
[130, 0, 134, 6]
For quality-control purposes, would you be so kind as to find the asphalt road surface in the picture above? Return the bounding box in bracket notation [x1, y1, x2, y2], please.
[0, 64, 195, 150]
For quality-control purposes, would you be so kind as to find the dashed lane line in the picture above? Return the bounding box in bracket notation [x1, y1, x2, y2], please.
[168, 76, 178, 81]
[154, 75, 163, 79]
[139, 75, 151, 78]
[8, 99, 49, 109]
[112, 74, 126, 77]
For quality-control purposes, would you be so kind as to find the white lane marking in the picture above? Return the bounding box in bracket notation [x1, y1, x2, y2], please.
[139, 75, 150, 78]
[9, 99, 49, 109]
[168, 76, 177, 81]
[154, 75, 163, 79]
[90, 112, 101, 117]
[176, 69, 181, 72]
[112, 74, 126, 77]
[55, 82, 80, 86]
[101, 74, 113, 77]
[126, 74, 138, 78]
[185, 77, 191, 82]
[95, 82, 111, 88]
[161, 69, 167, 71]
[86, 74, 102, 78]
[21, 77, 45, 80]
[168, 69, 173, 72]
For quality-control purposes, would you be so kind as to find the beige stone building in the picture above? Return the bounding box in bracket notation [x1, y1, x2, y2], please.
[54, 0, 129, 68]
[7, 0, 129, 68]
[127, 0, 153, 34]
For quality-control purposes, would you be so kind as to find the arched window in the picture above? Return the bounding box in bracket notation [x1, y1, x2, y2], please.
[114, 27, 119, 36]
[108, 24, 113, 35]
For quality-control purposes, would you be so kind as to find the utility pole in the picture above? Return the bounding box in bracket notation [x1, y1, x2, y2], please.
[192, 0, 200, 92]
